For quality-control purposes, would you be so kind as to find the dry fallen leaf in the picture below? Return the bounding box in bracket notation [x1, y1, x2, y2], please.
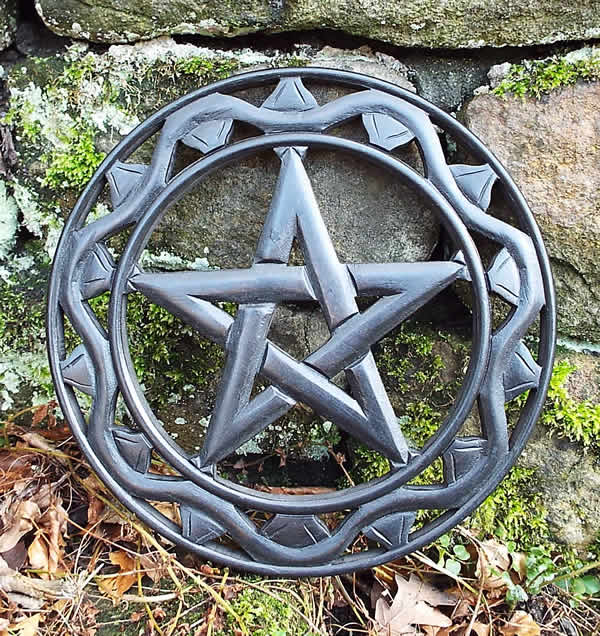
[97, 550, 138, 602]
[500, 611, 541, 636]
[510, 551, 528, 580]
[151, 501, 181, 525]
[470, 621, 491, 636]
[0, 500, 41, 553]
[476, 539, 510, 592]
[12, 614, 41, 636]
[27, 498, 68, 578]
[374, 574, 454, 635]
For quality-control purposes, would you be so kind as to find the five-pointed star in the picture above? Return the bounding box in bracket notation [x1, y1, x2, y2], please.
[131, 147, 464, 469]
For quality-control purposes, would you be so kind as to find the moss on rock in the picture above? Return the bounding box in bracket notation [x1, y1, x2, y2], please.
[34, 0, 600, 49]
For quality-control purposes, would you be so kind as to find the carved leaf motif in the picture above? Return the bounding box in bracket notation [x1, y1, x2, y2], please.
[488, 248, 520, 305]
[363, 511, 416, 549]
[113, 428, 153, 473]
[182, 118, 233, 153]
[106, 161, 147, 207]
[260, 514, 330, 547]
[80, 243, 115, 299]
[61, 345, 95, 396]
[504, 341, 541, 402]
[261, 77, 318, 112]
[362, 113, 415, 150]
[180, 506, 226, 544]
[450, 164, 497, 210]
[442, 437, 487, 484]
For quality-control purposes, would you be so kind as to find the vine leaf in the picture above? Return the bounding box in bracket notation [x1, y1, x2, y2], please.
[80, 243, 140, 299]
[442, 437, 487, 484]
[180, 506, 226, 544]
[106, 161, 147, 207]
[504, 341, 541, 402]
[261, 77, 318, 112]
[450, 164, 497, 210]
[488, 248, 520, 305]
[80, 243, 114, 299]
[362, 113, 415, 150]
[61, 345, 95, 395]
[113, 428, 153, 473]
[260, 514, 330, 547]
[182, 119, 233, 154]
[363, 511, 416, 549]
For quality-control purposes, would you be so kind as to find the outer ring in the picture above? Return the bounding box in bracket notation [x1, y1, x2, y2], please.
[47, 67, 556, 576]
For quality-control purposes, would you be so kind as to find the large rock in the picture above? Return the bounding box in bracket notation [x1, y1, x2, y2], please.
[517, 350, 600, 549]
[0, 0, 16, 51]
[462, 79, 600, 342]
[35, 0, 600, 49]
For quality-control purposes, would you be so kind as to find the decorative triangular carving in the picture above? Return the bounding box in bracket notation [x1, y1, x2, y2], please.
[450, 164, 497, 210]
[362, 113, 415, 150]
[182, 118, 233, 154]
[442, 437, 487, 484]
[80, 243, 115, 299]
[362, 511, 416, 549]
[488, 248, 520, 306]
[61, 345, 95, 396]
[504, 341, 541, 402]
[113, 428, 153, 473]
[261, 77, 318, 112]
[260, 514, 330, 547]
[180, 505, 226, 544]
[106, 161, 147, 207]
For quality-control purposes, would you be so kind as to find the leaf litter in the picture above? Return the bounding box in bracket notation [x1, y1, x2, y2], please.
[0, 402, 598, 634]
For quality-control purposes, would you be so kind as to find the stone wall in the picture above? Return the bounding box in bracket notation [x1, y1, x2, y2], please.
[2, 1, 600, 551]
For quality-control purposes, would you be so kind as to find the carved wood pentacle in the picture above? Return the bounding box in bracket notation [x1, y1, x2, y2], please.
[47, 68, 555, 576]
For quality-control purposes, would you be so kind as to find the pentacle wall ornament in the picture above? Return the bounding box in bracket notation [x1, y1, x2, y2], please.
[47, 68, 555, 576]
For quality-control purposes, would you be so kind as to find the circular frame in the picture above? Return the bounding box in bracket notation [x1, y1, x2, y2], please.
[47, 67, 556, 576]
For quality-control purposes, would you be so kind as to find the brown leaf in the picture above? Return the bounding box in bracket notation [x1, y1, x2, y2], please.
[0, 500, 41, 553]
[253, 485, 337, 495]
[1, 540, 27, 571]
[399, 574, 456, 607]
[510, 552, 527, 580]
[27, 499, 68, 578]
[151, 501, 181, 525]
[470, 622, 491, 636]
[27, 534, 49, 575]
[31, 404, 50, 427]
[138, 552, 166, 583]
[476, 539, 510, 591]
[13, 614, 41, 636]
[374, 574, 453, 635]
[97, 550, 137, 602]
[500, 612, 540, 636]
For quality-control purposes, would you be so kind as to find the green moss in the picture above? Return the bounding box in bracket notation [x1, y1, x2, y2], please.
[220, 587, 312, 635]
[350, 445, 390, 482]
[86, 293, 224, 409]
[174, 56, 239, 80]
[493, 53, 600, 99]
[540, 360, 600, 452]
[468, 466, 549, 549]
[42, 124, 106, 191]
[0, 261, 47, 353]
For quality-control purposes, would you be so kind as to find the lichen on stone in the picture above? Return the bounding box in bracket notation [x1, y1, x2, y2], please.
[0, 180, 18, 260]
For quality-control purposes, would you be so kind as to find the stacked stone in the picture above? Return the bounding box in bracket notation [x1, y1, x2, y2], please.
[2, 0, 600, 550]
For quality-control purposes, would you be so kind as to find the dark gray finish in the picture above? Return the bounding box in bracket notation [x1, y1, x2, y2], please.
[47, 68, 555, 576]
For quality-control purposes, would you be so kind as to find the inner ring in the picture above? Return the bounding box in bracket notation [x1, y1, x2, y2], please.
[109, 132, 491, 514]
